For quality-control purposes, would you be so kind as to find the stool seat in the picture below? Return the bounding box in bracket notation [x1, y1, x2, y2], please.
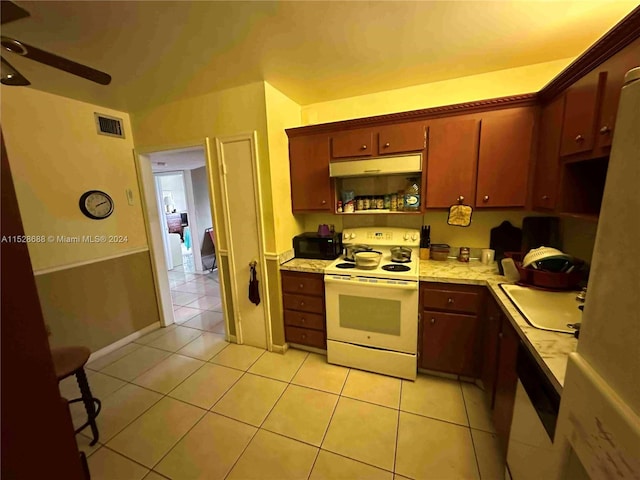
[52, 346, 91, 380]
[51, 346, 100, 446]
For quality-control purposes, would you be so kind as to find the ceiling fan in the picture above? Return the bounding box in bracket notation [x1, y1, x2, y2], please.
[1, 0, 111, 86]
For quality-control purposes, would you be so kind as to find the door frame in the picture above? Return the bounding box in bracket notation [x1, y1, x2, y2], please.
[135, 140, 227, 333]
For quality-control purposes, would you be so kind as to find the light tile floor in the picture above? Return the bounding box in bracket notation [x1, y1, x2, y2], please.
[64, 269, 506, 479]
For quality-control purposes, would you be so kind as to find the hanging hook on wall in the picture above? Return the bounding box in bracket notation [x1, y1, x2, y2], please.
[249, 260, 257, 268]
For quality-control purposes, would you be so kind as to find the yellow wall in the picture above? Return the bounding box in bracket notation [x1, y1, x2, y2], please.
[301, 58, 574, 125]
[264, 82, 304, 253]
[303, 211, 548, 249]
[131, 82, 273, 252]
[2, 88, 148, 271]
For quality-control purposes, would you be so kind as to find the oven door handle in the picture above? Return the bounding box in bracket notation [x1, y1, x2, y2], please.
[324, 275, 418, 291]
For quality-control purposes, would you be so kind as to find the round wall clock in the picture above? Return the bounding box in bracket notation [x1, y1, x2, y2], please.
[79, 190, 114, 220]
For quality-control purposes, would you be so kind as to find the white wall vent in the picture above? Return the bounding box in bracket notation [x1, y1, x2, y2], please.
[94, 113, 125, 139]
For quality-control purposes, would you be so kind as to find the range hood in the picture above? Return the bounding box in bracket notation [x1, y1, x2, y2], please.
[329, 154, 422, 178]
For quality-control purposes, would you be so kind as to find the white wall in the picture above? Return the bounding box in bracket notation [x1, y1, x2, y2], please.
[191, 166, 213, 253]
[157, 173, 187, 213]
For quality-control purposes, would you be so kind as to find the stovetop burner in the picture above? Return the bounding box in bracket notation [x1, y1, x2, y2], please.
[335, 263, 356, 269]
[381, 264, 411, 272]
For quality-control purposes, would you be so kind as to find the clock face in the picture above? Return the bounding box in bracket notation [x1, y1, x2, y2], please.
[79, 190, 114, 220]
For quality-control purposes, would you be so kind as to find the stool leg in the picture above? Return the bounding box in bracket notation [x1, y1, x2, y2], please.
[75, 368, 100, 446]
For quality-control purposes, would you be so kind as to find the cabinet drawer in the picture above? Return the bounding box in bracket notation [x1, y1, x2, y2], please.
[285, 326, 326, 349]
[422, 289, 480, 314]
[281, 272, 324, 296]
[284, 310, 325, 331]
[283, 293, 324, 314]
[332, 130, 373, 158]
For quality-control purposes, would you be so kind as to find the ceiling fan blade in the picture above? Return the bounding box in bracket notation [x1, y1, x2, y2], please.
[1, 56, 30, 86]
[1, 36, 111, 85]
[1, 1, 30, 25]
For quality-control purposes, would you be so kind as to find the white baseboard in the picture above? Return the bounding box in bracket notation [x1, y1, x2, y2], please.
[88, 322, 160, 364]
[271, 343, 289, 354]
[227, 334, 237, 344]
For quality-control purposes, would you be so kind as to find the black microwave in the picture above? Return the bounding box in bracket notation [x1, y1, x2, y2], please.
[293, 232, 342, 260]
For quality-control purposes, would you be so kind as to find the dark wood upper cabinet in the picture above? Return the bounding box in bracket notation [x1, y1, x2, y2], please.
[426, 118, 480, 208]
[377, 123, 426, 155]
[288, 134, 333, 213]
[533, 96, 565, 210]
[476, 108, 536, 208]
[331, 129, 374, 158]
[559, 71, 600, 157]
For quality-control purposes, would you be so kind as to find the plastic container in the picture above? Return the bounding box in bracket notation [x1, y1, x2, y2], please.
[505, 252, 583, 290]
[430, 244, 450, 261]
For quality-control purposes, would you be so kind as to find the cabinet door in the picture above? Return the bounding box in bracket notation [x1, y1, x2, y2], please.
[492, 317, 519, 454]
[595, 41, 640, 150]
[426, 118, 480, 208]
[476, 109, 535, 207]
[420, 311, 480, 377]
[481, 296, 502, 409]
[289, 135, 332, 212]
[559, 71, 599, 157]
[378, 123, 426, 155]
[533, 96, 564, 210]
[331, 129, 373, 158]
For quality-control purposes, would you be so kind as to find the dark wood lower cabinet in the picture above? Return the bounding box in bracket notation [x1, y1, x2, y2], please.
[481, 294, 503, 408]
[420, 311, 480, 377]
[492, 316, 520, 454]
[282, 271, 326, 349]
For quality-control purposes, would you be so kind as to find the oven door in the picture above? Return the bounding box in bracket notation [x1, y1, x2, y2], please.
[324, 274, 418, 354]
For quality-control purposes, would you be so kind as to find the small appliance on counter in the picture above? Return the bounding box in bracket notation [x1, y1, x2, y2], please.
[293, 231, 342, 260]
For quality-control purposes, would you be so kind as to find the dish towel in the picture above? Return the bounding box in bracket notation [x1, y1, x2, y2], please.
[249, 262, 260, 305]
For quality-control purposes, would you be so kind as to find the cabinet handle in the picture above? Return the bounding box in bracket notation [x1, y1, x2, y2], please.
[458, 196, 464, 203]
[301, 317, 306, 323]
[600, 126, 611, 135]
[430, 318, 436, 324]
[301, 333, 306, 340]
[383, 142, 390, 148]
[447, 297, 454, 304]
[575, 134, 584, 143]
[361, 145, 368, 150]
[498, 332, 504, 339]
[299, 283, 304, 289]
[542, 195, 549, 200]
[321, 199, 326, 205]
[483, 195, 489, 203]
[300, 301, 305, 307]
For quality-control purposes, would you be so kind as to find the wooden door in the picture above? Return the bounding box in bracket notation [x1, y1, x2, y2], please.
[377, 123, 426, 155]
[476, 109, 535, 207]
[426, 118, 480, 207]
[289, 134, 333, 212]
[1, 131, 87, 479]
[559, 71, 600, 157]
[492, 317, 520, 454]
[420, 311, 480, 377]
[533, 96, 565, 210]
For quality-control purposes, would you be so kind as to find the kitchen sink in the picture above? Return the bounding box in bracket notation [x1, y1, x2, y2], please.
[499, 284, 582, 334]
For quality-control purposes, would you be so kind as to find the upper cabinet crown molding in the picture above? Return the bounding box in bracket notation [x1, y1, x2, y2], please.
[286, 94, 538, 138]
[538, 6, 640, 103]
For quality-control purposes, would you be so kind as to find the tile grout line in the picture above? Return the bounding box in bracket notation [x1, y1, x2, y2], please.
[460, 381, 483, 479]
[393, 380, 404, 475]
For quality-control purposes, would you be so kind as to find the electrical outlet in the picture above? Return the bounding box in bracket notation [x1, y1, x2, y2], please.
[126, 188, 135, 205]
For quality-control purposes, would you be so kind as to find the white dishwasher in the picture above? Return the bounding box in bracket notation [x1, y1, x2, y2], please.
[507, 343, 562, 479]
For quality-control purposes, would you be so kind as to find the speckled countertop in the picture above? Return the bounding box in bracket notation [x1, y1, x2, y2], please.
[280, 257, 577, 393]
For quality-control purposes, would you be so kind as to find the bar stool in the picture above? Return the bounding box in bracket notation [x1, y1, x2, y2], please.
[51, 346, 101, 446]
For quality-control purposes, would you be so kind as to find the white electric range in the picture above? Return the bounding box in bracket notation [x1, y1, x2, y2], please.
[324, 227, 420, 380]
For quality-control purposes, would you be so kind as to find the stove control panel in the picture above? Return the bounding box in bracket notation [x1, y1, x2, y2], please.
[341, 227, 421, 247]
